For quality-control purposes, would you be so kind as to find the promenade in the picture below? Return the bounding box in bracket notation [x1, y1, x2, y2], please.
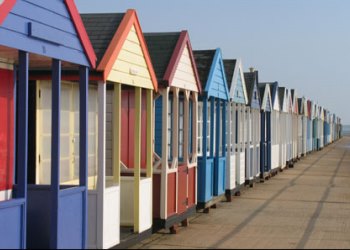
[133, 137, 350, 249]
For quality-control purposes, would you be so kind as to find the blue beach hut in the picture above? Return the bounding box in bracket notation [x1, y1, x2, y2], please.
[258, 83, 272, 181]
[194, 49, 229, 211]
[0, 0, 96, 248]
[244, 69, 261, 185]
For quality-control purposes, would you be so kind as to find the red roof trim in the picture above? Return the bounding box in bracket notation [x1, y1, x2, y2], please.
[164, 30, 202, 93]
[65, 0, 97, 68]
[0, 0, 16, 25]
[97, 9, 158, 91]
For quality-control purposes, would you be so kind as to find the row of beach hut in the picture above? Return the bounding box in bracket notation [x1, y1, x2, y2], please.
[0, 1, 342, 249]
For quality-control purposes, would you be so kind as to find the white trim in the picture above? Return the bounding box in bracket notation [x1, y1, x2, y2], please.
[0, 189, 12, 202]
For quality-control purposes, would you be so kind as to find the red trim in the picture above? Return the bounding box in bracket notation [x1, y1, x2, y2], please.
[164, 31, 202, 93]
[0, 0, 16, 25]
[65, 0, 97, 69]
[98, 9, 158, 91]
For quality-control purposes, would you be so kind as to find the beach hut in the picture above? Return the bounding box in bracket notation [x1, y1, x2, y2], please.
[318, 106, 325, 149]
[144, 31, 200, 232]
[285, 89, 294, 167]
[290, 89, 299, 161]
[80, 10, 157, 248]
[324, 109, 330, 146]
[312, 103, 319, 151]
[306, 100, 313, 154]
[278, 87, 288, 169]
[297, 97, 308, 157]
[262, 82, 281, 173]
[193, 49, 229, 211]
[244, 69, 261, 184]
[258, 83, 272, 180]
[223, 59, 248, 198]
[0, 0, 96, 248]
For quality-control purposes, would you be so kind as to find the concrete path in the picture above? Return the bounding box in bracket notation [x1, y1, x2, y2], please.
[132, 137, 350, 249]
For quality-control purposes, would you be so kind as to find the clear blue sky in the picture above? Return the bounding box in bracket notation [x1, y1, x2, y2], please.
[76, 0, 349, 124]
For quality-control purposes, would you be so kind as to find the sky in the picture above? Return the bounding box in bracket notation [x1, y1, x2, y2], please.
[76, 0, 350, 124]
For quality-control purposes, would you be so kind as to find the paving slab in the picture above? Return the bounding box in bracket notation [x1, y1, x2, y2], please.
[132, 137, 350, 249]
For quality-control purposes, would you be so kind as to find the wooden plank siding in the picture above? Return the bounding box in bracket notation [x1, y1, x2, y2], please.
[206, 50, 229, 100]
[0, 0, 90, 66]
[171, 45, 198, 92]
[107, 25, 154, 89]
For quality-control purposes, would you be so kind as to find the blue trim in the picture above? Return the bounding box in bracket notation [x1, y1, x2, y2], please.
[260, 111, 266, 175]
[15, 50, 28, 249]
[79, 66, 88, 249]
[50, 59, 61, 249]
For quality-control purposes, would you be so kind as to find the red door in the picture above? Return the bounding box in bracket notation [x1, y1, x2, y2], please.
[0, 68, 14, 192]
[121, 89, 148, 169]
[177, 165, 188, 214]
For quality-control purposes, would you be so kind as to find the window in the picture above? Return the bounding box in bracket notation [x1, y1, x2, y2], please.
[178, 98, 184, 161]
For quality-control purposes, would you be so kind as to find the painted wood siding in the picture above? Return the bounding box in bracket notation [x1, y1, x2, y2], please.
[0, 0, 89, 66]
[107, 25, 154, 90]
[0, 68, 14, 194]
[266, 94, 272, 111]
[207, 58, 228, 100]
[232, 69, 246, 104]
[171, 45, 198, 92]
[251, 84, 260, 109]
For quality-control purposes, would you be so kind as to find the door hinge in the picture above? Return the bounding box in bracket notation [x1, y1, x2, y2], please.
[38, 154, 41, 164]
[39, 89, 41, 98]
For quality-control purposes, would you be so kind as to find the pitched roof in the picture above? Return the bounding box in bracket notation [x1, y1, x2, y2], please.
[223, 59, 237, 89]
[193, 50, 216, 89]
[144, 32, 181, 81]
[244, 71, 258, 105]
[278, 87, 286, 110]
[81, 13, 125, 64]
[258, 83, 267, 100]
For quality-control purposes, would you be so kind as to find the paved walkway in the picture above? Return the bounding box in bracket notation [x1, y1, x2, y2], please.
[133, 137, 350, 249]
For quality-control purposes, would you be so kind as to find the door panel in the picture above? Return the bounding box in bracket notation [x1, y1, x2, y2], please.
[177, 165, 188, 214]
[0, 69, 14, 192]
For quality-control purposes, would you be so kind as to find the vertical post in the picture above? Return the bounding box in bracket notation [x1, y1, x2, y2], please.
[260, 111, 265, 176]
[172, 89, 179, 161]
[146, 89, 153, 178]
[97, 81, 106, 247]
[79, 66, 88, 249]
[17, 51, 28, 249]
[113, 83, 121, 185]
[202, 98, 207, 160]
[192, 93, 198, 161]
[184, 91, 190, 164]
[134, 87, 142, 233]
[192, 93, 198, 204]
[160, 88, 169, 219]
[210, 98, 215, 157]
[215, 99, 220, 158]
[50, 59, 61, 249]
[225, 101, 231, 190]
[222, 101, 226, 158]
